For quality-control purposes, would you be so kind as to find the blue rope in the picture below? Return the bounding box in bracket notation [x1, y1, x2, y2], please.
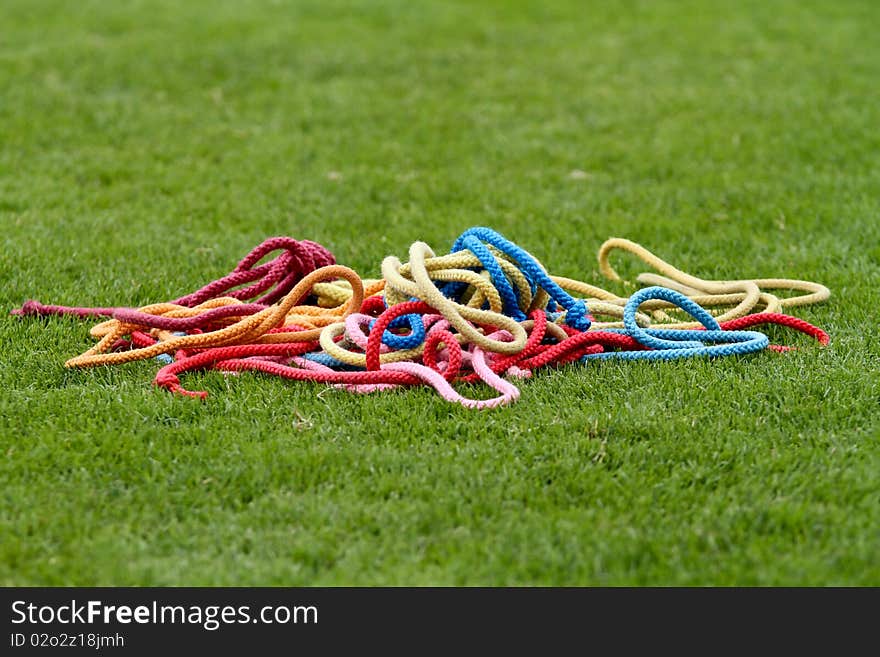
[454, 235, 527, 320]
[155, 332, 188, 364]
[370, 296, 427, 349]
[368, 312, 425, 349]
[582, 286, 769, 361]
[451, 227, 592, 331]
[301, 351, 364, 371]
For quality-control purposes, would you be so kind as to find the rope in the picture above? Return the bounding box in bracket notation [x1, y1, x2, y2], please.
[11, 227, 832, 409]
[64, 265, 365, 368]
[581, 287, 770, 361]
[11, 236, 336, 319]
[596, 237, 830, 326]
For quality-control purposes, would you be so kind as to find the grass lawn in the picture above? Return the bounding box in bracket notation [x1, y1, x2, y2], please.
[2, 0, 878, 586]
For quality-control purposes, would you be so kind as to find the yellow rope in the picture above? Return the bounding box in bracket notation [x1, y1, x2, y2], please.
[383, 242, 529, 354]
[596, 237, 830, 327]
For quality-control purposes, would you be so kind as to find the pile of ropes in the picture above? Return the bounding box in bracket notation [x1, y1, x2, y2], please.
[12, 227, 830, 409]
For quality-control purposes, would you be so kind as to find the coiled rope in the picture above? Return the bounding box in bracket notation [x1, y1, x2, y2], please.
[11, 228, 831, 409]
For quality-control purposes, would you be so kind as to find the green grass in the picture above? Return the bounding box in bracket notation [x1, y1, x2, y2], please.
[2, 0, 879, 586]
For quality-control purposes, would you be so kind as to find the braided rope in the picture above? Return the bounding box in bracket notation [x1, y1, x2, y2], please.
[581, 287, 770, 361]
[64, 265, 364, 368]
[382, 242, 529, 355]
[12, 227, 832, 409]
[596, 237, 830, 326]
[11, 237, 336, 320]
[451, 227, 592, 331]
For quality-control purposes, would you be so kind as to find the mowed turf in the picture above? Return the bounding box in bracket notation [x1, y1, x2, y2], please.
[2, 0, 878, 585]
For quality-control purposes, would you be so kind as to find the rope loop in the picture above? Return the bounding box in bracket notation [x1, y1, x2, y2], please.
[623, 286, 720, 350]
